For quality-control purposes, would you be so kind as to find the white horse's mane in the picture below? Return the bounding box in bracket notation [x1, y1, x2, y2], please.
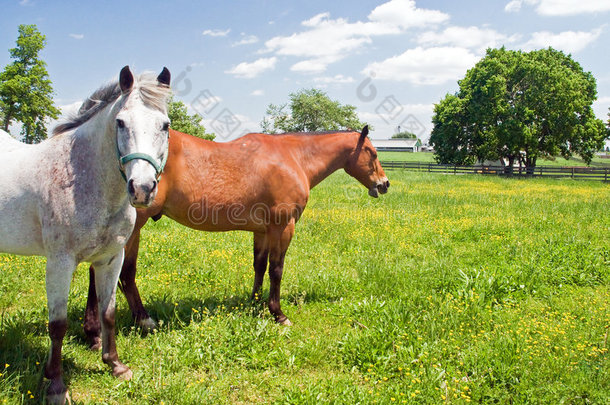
[53, 72, 171, 136]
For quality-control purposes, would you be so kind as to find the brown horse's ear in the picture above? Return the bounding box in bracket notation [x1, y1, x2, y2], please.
[119, 65, 134, 94]
[157, 67, 171, 87]
[359, 125, 369, 141]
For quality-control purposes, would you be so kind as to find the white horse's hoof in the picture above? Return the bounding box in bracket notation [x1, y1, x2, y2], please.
[138, 317, 157, 332]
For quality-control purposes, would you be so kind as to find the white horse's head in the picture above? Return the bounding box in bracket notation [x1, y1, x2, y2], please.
[114, 66, 171, 207]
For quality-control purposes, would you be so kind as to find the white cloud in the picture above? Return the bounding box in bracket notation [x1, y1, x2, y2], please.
[521, 28, 603, 53]
[262, 0, 449, 74]
[505, 0, 610, 16]
[417, 26, 519, 53]
[225, 57, 277, 79]
[363, 46, 479, 85]
[69, 33, 84, 40]
[368, 0, 449, 29]
[290, 58, 342, 74]
[265, 14, 375, 60]
[202, 29, 231, 37]
[250, 89, 264, 96]
[312, 74, 355, 84]
[504, 0, 524, 12]
[232, 35, 259, 47]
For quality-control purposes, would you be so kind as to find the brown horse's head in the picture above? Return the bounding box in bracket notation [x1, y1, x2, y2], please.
[344, 126, 389, 198]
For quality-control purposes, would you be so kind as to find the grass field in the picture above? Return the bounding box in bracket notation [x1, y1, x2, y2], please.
[1, 171, 609, 404]
[378, 151, 610, 167]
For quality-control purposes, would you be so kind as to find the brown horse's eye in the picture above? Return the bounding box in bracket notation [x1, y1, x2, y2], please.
[116, 119, 125, 129]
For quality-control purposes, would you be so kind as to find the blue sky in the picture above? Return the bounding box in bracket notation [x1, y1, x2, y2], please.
[2, 0, 609, 141]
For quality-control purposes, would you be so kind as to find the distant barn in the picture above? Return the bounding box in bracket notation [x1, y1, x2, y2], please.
[371, 138, 422, 152]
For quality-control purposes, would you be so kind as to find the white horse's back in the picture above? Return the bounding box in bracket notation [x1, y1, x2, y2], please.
[0, 129, 26, 152]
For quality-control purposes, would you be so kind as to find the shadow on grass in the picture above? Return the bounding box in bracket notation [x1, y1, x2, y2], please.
[123, 286, 344, 333]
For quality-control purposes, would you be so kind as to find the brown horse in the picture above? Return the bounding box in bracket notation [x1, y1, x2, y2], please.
[84, 126, 388, 348]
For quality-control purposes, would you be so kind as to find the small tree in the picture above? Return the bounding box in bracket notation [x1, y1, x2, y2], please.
[261, 88, 366, 133]
[168, 97, 215, 140]
[0, 24, 59, 143]
[391, 131, 418, 139]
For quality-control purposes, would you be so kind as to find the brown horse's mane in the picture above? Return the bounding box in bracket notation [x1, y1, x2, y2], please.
[273, 130, 358, 136]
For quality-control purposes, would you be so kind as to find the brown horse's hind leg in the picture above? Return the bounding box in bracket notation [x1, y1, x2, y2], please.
[118, 230, 156, 331]
[251, 232, 268, 301]
[84, 266, 102, 350]
[267, 221, 295, 325]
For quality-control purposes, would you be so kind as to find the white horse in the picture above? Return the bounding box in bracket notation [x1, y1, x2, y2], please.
[0, 66, 172, 404]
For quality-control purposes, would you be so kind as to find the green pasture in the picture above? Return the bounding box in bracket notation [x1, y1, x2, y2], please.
[1, 171, 609, 404]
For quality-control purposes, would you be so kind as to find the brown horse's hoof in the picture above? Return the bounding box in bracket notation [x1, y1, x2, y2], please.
[47, 391, 71, 405]
[89, 337, 102, 351]
[47, 379, 70, 405]
[138, 317, 157, 333]
[277, 317, 292, 326]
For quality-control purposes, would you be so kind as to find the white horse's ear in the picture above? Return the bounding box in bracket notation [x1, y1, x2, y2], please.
[157, 67, 171, 87]
[119, 66, 134, 94]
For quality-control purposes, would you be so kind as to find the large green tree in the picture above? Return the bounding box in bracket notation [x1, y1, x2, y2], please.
[430, 47, 606, 172]
[0, 24, 59, 143]
[168, 97, 215, 140]
[261, 88, 366, 133]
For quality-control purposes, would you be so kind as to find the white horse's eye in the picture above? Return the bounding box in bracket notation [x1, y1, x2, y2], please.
[116, 119, 125, 129]
[162, 122, 170, 132]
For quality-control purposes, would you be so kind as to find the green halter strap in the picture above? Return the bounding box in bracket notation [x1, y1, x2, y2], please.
[116, 135, 169, 182]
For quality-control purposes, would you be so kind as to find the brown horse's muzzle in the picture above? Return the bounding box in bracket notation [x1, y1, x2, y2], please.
[369, 177, 390, 198]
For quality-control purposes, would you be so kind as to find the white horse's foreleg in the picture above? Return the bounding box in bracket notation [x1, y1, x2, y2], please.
[45, 255, 76, 405]
[92, 250, 132, 380]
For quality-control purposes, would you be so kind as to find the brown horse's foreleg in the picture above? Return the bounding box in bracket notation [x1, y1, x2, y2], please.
[84, 266, 102, 350]
[251, 232, 269, 301]
[267, 221, 295, 325]
[117, 229, 156, 331]
[93, 252, 132, 381]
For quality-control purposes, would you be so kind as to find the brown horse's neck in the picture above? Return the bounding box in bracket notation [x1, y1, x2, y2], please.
[293, 132, 359, 189]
